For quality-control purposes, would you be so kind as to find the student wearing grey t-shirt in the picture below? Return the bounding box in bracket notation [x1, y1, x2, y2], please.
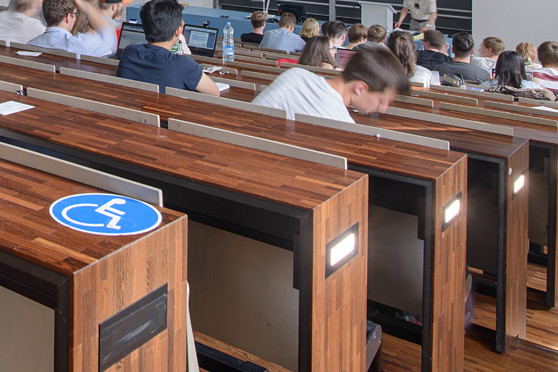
[436, 32, 490, 83]
[252, 48, 410, 122]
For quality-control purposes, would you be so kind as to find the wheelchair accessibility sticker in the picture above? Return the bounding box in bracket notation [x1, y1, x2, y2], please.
[49, 193, 162, 236]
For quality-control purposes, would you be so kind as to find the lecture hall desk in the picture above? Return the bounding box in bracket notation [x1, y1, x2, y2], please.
[0, 152, 188, 371]
[0, 63, 466, 371]
[0, 90, 369, 371]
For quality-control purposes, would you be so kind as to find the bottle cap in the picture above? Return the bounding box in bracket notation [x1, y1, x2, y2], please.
[226, 22, 231, 25]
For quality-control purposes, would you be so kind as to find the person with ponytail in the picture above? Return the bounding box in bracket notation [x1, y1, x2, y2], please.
[387, 30, 433, 87]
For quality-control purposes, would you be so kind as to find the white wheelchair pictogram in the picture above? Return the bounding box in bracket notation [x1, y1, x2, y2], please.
[61, 198, 126, 230]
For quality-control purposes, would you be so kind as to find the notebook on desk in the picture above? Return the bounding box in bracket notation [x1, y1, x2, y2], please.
[182, 24, 219, 57]
[115, 22, 146, 59]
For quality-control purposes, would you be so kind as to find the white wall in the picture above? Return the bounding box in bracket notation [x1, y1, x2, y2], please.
[473, 0, 558, 55]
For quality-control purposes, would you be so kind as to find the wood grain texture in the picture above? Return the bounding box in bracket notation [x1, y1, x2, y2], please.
[310, 176, 368, 371]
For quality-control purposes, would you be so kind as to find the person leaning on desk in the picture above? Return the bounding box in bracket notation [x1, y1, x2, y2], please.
[394, 0, 437, 33]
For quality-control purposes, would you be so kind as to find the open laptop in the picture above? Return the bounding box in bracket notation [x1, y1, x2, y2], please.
[115, 22, 146, 59]
[182, 24, 219, 57]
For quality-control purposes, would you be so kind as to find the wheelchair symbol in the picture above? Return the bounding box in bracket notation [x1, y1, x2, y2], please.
[61, 198, 127, 230]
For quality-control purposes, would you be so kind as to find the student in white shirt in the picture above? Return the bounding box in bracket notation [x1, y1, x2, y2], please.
[471, 36, 505, 74]
[0, 0, 45, 43]
[388, 30, 434, 88]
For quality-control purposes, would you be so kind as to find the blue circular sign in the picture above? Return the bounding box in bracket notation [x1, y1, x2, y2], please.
[49, 193, 162, 236]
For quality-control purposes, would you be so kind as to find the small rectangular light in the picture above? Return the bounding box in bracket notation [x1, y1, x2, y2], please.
[444, 199, 461, 225]
[513, 174, 525, 194]
[326, 224, 359, 278]
[330, 233, 355, 267]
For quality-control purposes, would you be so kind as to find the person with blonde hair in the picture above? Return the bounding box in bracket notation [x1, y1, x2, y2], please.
[241, 10, 266, 44]
[471, 36, 505, 73]
[516, 42, 541, 69]
[0, 0, 45, 43]
[346, 23, 367, 49]
[300, 17, 318, 42]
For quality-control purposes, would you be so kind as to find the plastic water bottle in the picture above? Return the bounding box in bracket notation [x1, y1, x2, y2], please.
[223, 22, 234, 62]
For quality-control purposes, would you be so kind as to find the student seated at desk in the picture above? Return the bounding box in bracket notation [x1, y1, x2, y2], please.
[323, 20, 346, 48]
[417, 29, 450, 71]
[240, 10, 266, 44]
[299, 35, 340, 70]
[28, 0, 116, 57]
[0, 0, 45, 44]
[435, 32, 490, 83]
[481, 50, 541, 90]
[252, 48, 409, 121]
[346, 23, 367, 49]
[355, 24, 387, 50]
[388, 30, 433, 88]
[529, 41, 558, 93]
[260, 12, 305, 53]
[116, 0, 218, 96]
[300, 18, 319, 42]
[471, 36, 505, 74]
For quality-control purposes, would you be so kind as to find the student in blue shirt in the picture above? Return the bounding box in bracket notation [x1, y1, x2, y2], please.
[116, 0, 218, 96]
[28, 0, 116, 57]
[259, 12, 305, 53]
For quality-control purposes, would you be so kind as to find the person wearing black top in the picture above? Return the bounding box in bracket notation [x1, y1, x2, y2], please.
[417, 29, 451, 70]
[241, 10, 266, 44]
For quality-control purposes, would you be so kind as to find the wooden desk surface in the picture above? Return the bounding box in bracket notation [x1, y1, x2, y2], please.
[0, 61, 464, 182]
[0, 157, 183, 277]
[0, 90, 363, 211]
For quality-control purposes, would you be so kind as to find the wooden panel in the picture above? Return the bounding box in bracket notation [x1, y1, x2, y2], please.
[431, 85, 515, 102]
[0, 54, 55, 72]
[310, 175, 368, 371]
[280, 62, 341, 76]
[505, 142, 529, 344]
[431, 155, 467, 372]
[485, 100, 558, 118]
[71, 216, 188, 371]
[60, 67, 159, 93]
[241, 70, 276, 81]
[395, 94, 434, 107]
[211, 76, 256, 90]
[411, 89, 479, 105]
[0, 79, 22, 94]
[9, 42, 77, 59]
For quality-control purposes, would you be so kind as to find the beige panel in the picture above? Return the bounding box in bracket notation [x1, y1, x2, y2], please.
[386, 106, 515, 135]
[295, 113, 450, 150]
[166, 87, 286, 118]
[27, 87, 160, 127]
[0, 54, 55, 72]
[79, 54, 119, 66]
[188, 221, 299, 371]
[432, 85, 515, 102]
[59, 67, 158, 93]
[485, 100, 558, 118]
[517, 97, 558, 108]
[0, 286, 54, 372]
[9, 42, 77, 59]
[395, 94, 434, 107]
[0, 141, 163, 206]
[411, 88, 479, 105]
[168, 118, 347, 169]
[241, 70, 276, 81]
[0, 80, 22, 94]
[211, 76, 256, 90]
[280, 62, 341, 75]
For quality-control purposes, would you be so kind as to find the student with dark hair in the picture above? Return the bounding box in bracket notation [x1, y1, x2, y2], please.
[417, 29, 450, 70]
[259, 12, 305, 52]
[0, 0, 45, 43]
[388, 30, 433, 87]
[346, 23, 367, 49]
[252, 47, 409, 121]
[241, 10, 266, 44]
[324, 20, 347, 47]
[28, 0, 116, 57]
[321, 20, 332, 37]
[435, 32, 489, 83]
[482, 50, 541, 90]
[530, 41, 558, 92]
[299, 35, 339, 70]
[471, 36, 505, 73]
[116, 0, 218, 95]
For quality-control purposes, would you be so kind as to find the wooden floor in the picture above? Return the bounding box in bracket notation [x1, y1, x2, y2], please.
[381, 262, 558, 371]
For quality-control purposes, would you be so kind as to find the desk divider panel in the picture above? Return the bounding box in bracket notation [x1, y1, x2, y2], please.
[431, 85, 515, 102]
[227, 54, 278, 66]
[386, 106, 515, 136]
[410, 81, 425, 88]
[59, 67, 159, 93]
[241, 70, 276, 81]
[411, 89, 479, 105]
[0, 54, 55, 73]
[8, 42, 77, 59]
[79, 54, 120, 66]
[295, 113, 450, 150]
[485, 100, 558, 118]
[0, 141, 162, 206]
[26, 88, 161, 127]
[280, 62, 341, 76]
[0, 80, 22, 94]
[168, 118, 347, 169]
[165, 87, 287, 118]
[211, 76, 257, 90]
[439, 101, 558, 127]
[517, 97, 558, 108]
[225, 60, 282, 74]
[395, 94, 434, 107]
[201, 65, 238, 75]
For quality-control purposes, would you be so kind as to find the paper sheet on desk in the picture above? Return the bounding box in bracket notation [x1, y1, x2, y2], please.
[203, 66, 222, 74]
[16, 51, 42, 57]
[0, 101, 34, 115]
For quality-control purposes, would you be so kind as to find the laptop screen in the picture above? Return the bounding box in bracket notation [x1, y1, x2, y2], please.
[116, 22, 146, 59]
[183, 24, 218, 57]
[335, 48, 358, 69]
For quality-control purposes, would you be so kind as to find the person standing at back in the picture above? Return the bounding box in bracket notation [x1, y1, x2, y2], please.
[259, 12, 305, 53]
[0, 0, 45, 43]
[116, 0, 218, 95]
[28, 0, 116, 57]
[241, 10, 266, 44]
[394, 0, 437, 32]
